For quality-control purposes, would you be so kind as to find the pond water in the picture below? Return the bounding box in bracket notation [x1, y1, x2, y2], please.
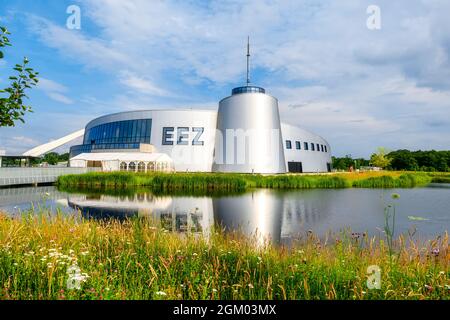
[0, 185, 449, 245]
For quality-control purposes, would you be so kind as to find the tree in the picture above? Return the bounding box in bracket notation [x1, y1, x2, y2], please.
[370, 147, 392, 169]
[388, 150, 418, 171]
[0, 26, 39, 127]
[42, 152, 59, 165]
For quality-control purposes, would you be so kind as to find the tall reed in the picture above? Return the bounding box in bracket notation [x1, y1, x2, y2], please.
[57, 172, 433, 191]
[0, 210, 447, 300]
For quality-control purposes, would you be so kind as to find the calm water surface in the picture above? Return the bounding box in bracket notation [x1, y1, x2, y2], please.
[0, 185, 448, 245]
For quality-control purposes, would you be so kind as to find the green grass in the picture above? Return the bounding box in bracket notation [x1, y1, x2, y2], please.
[57, 171, 434, 191]
[0, 211, 448, 300]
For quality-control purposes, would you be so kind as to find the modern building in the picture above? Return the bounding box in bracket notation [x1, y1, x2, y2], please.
[68, 84, 332, 173]
[23, 41, 332, 174]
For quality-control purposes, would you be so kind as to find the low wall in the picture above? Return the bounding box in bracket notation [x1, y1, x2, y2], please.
[0, 167, 101, 187]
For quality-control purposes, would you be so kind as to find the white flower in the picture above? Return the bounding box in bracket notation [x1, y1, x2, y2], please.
[212, 289, 217, 292]
[155, 291, 167, 296]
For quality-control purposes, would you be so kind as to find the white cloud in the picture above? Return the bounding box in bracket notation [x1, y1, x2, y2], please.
[119, 72, 169, 97]
[47, 92, 74, 105]
[19, 0, 450, 156]
[37, 78, 74, 104]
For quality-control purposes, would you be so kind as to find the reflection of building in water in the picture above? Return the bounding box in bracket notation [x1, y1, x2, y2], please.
[213, 189, 283, 245]
[68, 189, 332, 245]
[67, 193, 214, 237]
[0, 186, 66, 207]
[279, 190, 333, 239]
[213, 189, 333, 244]
[2, 186, 334, 245]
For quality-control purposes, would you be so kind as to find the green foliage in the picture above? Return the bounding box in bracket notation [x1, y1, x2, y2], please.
[0, 212, 447, 300]
[57, 171, 432, 191]
[332, 155, 370, 171]
[370, 147, 392, 169]
[0, 25, 39, 127]
[351, 173, 431, 188]
[39, 152, 69, 165]
[388, 149, 450, 172]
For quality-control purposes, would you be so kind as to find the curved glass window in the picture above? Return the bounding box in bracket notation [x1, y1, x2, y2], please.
[120, 162, 127, 171]
[84, 119, 152, 146]
[231, 86, 265, 95]
[128, 162, 136, 172]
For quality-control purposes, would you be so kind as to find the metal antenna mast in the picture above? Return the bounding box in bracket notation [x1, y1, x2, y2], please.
[246, 36, 250, 86]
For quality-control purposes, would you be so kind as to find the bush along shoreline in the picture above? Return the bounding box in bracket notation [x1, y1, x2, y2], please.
[56, 171, 434, 191]
[0, 211, 447, 300]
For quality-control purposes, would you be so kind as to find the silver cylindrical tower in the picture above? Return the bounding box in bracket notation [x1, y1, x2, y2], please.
[212, 86, 286, 173]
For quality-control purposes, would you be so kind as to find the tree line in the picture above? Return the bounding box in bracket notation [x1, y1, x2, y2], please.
[333, 149, 450, 172]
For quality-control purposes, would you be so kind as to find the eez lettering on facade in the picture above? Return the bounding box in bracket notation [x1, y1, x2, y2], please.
[162, 127, 204, 146]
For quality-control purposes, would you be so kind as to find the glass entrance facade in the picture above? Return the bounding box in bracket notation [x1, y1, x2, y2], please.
[70, 119, 152, 158]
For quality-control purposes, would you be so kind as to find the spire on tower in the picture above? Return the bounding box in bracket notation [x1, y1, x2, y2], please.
[246, 36, 250, 86]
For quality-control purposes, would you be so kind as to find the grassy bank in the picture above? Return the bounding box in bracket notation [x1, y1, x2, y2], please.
[56, 171, 434, 191]
[0, 211, 448, 300]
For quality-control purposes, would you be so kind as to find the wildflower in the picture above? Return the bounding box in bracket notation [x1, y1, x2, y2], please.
[155, 291, 167, 296]
[13, 263, 18, 266]
[431, 248, 439, 257]
[212, 289, 217, 293]
[424, 285, 433, 292]
[248, 284, 254, 289]
[351, 232, 362, 240]
[192, 253, 198, 256]
[47, 263, 53, 268]
[81, 251, 89, 256]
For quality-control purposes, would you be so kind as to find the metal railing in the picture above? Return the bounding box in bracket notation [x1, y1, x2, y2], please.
[0, 167, 101, 187]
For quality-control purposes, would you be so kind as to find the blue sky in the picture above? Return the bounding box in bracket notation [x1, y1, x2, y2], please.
[0, 0, 449, 157]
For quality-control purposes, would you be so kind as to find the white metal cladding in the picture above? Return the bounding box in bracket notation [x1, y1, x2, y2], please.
[71, 107, 332, 173]
[83, 109, 218, 172]
[213, 92, 286, 174]
[281, 123, 332, 172]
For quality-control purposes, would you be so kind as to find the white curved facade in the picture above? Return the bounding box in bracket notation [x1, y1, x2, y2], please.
[69, 86, 332, 173]
[281, 123, 332, 173]
[213, 90, 286, 173]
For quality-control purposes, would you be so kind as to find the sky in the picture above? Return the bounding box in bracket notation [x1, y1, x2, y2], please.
[0, 0, 449, 158]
